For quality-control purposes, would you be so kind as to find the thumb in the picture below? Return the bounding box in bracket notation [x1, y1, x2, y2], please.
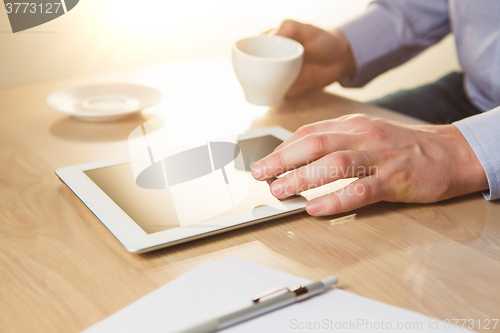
[275, 19, 310, 44]
[275, 20, 333, 63]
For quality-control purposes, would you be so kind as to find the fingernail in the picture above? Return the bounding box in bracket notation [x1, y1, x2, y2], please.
[251, 161, 265, 180]
[271, 179, 287, 197]
[306, 200, 322, 215]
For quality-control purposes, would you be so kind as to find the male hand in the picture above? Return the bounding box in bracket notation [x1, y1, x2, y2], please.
[251, 115, 488, 216]
[272, 20, 356, 98]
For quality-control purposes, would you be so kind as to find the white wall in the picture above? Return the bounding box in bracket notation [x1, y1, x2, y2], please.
[0, 0, 460, 101]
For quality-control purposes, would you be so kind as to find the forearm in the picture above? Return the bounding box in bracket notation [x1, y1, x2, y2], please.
[330, 29, 356, 83]
[338, 0, 450, 87]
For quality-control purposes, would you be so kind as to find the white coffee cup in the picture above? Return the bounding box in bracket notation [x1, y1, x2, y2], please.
[232, 35, 304, 106]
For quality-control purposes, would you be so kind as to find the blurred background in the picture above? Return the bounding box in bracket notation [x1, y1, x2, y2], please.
[0, 0, 461, 101]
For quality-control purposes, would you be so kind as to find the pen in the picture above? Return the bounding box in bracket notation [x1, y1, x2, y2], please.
[178, 275, 338, 333]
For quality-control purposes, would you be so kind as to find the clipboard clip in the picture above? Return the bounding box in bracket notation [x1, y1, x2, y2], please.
[252, 286, 289, 303]
[252, 285, 309, 303]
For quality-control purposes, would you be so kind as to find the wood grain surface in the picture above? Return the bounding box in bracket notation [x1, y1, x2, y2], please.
[0, 58, 499, 332]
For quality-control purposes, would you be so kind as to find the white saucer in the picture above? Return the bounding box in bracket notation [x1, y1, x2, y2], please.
[47, 83, 161, 122]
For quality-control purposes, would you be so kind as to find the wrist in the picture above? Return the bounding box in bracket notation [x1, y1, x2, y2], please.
[444, 124, 489, 196]
[332, 29, 356, 82]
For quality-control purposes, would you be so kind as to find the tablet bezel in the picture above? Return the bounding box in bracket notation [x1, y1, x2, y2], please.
[56, 127, 307, 253]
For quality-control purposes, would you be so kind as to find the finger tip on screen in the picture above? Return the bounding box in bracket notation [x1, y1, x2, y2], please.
[250, 162, 265, 180]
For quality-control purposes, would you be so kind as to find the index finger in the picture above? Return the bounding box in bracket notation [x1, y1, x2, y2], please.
[275, 120, 337, 151]
[251, 132, 358, 180]
[275, 114, 374, 151]
[275, 20, 313, 44]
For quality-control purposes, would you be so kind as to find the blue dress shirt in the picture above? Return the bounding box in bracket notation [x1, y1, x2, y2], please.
[339, 0, 500, 200]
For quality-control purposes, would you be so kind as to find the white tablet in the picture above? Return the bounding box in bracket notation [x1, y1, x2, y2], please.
[56, 127, 307, 253]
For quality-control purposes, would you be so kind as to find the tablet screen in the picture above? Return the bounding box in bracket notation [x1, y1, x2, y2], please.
[84, 135, 284, 234]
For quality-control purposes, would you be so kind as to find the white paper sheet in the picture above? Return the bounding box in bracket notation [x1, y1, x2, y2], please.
[83, 257, 468, 333]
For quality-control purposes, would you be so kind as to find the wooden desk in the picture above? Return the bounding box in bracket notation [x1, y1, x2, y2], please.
[1, 58, 499, 332]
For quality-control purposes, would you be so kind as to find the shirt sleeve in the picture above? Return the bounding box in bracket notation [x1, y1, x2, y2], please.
[338, 0, 450, 87]
[453, 107, 500, 200]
